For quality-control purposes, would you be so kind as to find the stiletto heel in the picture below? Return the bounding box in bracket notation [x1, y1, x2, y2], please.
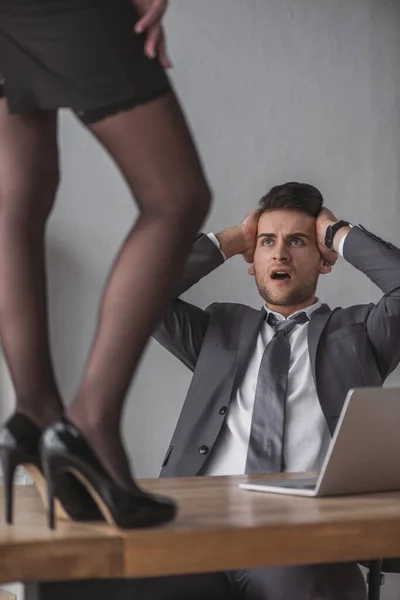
[41, 418, 177, 530]
[0, 446, 21, 524]
[0, 413, 104, 524]
[42, 457, 56, 530]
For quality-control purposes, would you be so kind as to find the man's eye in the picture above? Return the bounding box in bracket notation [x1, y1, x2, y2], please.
[261, 238, 272, 246]
[290, 238, 303, 246]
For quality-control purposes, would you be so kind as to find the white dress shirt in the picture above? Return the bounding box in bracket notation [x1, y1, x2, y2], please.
[201, 230, 349, 476]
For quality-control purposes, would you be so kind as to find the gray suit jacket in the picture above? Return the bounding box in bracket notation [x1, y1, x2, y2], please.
[156, 225, 400, 478]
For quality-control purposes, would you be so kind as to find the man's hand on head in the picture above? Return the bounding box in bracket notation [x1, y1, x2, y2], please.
[316, 207, 340, 266]
[215, 209, 261, 261]
[240, 209, 261, 263]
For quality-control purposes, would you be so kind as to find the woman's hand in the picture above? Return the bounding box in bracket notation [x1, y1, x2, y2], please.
[132, 0, 172, 68]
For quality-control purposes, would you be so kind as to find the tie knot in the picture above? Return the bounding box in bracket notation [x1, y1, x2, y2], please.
[267, 311, 309, 336]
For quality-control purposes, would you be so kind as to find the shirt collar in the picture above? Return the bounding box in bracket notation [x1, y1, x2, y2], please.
[263, 298, 322, 322]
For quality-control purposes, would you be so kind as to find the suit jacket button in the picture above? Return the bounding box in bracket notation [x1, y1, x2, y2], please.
[219, 406, 227, 415]
[199, 445, 209, 455]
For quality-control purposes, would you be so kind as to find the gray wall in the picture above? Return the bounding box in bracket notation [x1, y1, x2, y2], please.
[45, 0, 400, 478]
[1, 0, 400, 597]
[51, 0, 400, 467]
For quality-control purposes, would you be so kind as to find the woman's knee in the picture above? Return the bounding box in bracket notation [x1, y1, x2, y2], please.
[0, 109, 59, 225]
[144, 178, 212, 228]
[194, 182, 212, 223]
[0, 159, 59, 225]
[179, 181, 212, 228]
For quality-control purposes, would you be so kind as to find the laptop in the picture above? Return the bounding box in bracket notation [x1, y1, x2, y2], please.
[239, 387, 400, 497]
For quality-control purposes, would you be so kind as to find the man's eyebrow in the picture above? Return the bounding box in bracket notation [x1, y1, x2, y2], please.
[257, 233, 275, 240]
[289, 232, 312, 240]
[257, 232, 311, 240]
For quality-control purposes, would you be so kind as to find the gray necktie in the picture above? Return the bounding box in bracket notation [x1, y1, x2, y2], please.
[245, 311, 309, 475]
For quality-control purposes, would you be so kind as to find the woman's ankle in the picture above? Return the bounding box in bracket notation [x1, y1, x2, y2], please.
[16, 402, 63, 429]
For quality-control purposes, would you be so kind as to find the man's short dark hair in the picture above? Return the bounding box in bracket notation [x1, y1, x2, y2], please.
[259, 182, 323, 218]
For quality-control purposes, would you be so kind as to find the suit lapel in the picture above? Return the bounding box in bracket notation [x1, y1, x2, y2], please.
[231, 303, 334, 399]
[232, 307, 266, 391]
[308, 303, 334, 386]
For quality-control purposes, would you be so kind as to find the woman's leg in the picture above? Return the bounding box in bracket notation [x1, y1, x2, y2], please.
[67, 91, 211, 488]
[0, 101, 63, 427]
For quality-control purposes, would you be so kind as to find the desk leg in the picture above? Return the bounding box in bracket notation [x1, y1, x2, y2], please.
[24, 579, 133, 600]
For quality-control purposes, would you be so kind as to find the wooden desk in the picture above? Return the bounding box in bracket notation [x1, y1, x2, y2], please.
[1, 475, 400, 595]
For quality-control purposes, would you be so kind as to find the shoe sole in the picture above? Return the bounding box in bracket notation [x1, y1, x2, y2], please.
[25, 464, 71, 521]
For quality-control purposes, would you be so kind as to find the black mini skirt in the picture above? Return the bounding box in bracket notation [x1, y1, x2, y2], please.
[0, 0, 171, 123]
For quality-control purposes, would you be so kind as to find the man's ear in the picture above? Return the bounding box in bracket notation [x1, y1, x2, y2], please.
[248, 263, 255, 276]
[319, 260, 333, 275]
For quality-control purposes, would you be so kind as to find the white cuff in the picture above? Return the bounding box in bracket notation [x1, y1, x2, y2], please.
[207, 233, 226, 261]
[337, 224, 353, 257]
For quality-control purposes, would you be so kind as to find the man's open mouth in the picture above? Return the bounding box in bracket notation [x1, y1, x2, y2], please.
[271, 271, 291, 280]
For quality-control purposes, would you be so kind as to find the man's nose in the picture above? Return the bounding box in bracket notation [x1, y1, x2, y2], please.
[273, 242, 290, 261]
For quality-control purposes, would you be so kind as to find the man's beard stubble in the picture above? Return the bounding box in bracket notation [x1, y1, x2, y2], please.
[255, 271, 319, 307]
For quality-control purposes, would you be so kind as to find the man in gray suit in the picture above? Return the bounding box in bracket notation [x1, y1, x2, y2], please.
[141, 182, 400, 599]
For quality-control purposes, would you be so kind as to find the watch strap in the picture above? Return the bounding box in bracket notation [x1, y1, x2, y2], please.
[325, 220, 350, 250]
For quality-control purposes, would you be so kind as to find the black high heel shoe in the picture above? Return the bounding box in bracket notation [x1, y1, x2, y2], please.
[40, 418, 177, 530]
[0, 413, 103, 524]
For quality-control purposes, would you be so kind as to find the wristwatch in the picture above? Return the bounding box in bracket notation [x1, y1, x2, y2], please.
[325, 220, 351, 251]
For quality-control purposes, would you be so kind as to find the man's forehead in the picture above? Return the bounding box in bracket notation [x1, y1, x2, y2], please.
[257, 210, 315, 235]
